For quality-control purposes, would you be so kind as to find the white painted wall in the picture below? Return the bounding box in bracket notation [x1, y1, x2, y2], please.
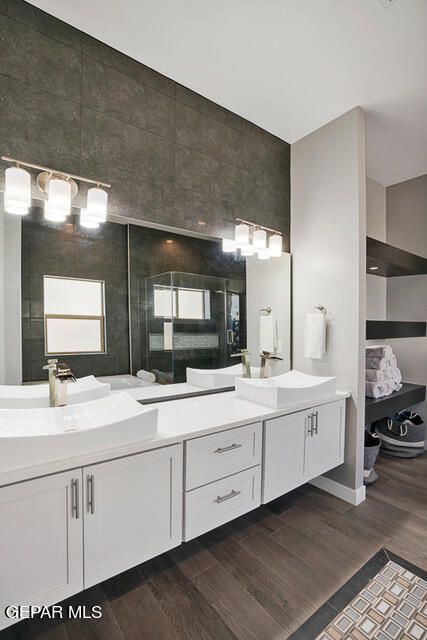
[366, 274, 386, 321]
[366, 177, 386, 242]
[386, 275, 427, 431]
[366, 177, 386, 320]
[246, 252, 291, 375]
[386, 175, 427, 438]
[0, 205, 22, 384]
[291, 107, 366, 492]
[386, 174, 427, 259]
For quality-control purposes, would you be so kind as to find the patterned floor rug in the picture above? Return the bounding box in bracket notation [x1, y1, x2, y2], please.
[290, 549, 426, 640]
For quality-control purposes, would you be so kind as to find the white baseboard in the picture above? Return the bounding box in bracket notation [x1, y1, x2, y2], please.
[310, 475, 366, 506]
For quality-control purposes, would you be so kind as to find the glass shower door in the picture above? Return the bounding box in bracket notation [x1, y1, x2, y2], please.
[144, 272, 174, 384]
[143, 271, 246, 384]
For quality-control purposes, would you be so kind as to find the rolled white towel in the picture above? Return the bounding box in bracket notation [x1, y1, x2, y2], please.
[391, 367, 402, 385]
[136, 369, 156, 384]
[366, 345, 392, 358]
[366, 381, 389, 399]
[366, 355, 397, 371]
[366, 369, 388, 382]
[388, 353, 397, 368]
[366, 356, 389, 371]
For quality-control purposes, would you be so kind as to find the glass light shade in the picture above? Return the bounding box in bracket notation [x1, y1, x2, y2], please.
[234, 223, 249, 248]
[86, 187, 108, 223]
[222, 238, 236, 252]
[80, 208, 100, 229]
[44, 200, 66, 222]
[253, 229, 267, 252]
[45, 178, 71, 221]
[257, 249, 271, 260]
[4, 166, 31, 215]
[268, 234, 282, 257]
[240, 243, 255, 256]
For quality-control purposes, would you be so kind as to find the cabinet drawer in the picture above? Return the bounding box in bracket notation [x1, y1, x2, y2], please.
[185, 422, 262, 490]
[184, 466, 261, 541]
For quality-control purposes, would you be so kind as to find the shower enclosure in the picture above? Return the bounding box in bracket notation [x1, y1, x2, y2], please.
[142, 272, 246, 384]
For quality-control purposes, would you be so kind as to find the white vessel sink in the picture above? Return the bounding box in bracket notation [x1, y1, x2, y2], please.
[0, 393, 157, 473]
[0, 375, 111, 409]
[235, 369, 336, 408]
[186, 363, 264, 389]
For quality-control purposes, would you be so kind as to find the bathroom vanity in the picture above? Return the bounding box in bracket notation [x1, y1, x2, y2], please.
[0, 390, 347, 630]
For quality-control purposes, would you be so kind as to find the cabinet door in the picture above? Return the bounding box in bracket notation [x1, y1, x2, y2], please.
[0, 470, 83, 631]
[306, 400, 345, 479]
[263, 410, 310, 503]
[83, 444, 183, 587]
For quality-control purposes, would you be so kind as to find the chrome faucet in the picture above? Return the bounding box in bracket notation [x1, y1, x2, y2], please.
[43, 359, 76, 407]
[231, 349, 251, 378]
[43, 358, 58, 407]
[259, 351, 284, 379]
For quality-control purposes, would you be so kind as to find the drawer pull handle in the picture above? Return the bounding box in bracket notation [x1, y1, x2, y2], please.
[214, 489, 241, 504]
[214, 443, 242, 454]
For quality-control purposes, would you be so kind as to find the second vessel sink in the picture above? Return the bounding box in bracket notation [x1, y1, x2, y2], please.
[0, 393, 158, 473]
[0, 375, 111, 409]
[235, 369, 336, 408]
[186, 363, 263, 389]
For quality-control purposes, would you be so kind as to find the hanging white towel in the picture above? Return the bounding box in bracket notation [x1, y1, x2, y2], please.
[259, 314, 277, 353]
[304, 312, 326, 359]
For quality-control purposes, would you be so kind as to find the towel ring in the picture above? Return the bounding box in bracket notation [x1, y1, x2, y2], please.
[314, 305, 327, 315]
[259, 307, 272, 316]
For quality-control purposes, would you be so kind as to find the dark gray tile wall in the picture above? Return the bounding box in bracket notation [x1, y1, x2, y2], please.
[0, 0, 290, 245]
[21, 208, 129, 382]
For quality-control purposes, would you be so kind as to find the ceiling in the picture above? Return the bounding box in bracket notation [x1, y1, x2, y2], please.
[28, 0, 427, 186]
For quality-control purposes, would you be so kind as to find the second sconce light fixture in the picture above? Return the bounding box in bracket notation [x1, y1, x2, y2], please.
[2, 156, 110, 228]
[222, 218, 283, 260]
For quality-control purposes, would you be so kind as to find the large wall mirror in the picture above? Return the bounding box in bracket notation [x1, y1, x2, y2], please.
[0, 203, 291, 401]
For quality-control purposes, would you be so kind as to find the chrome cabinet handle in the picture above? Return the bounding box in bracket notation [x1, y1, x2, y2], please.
[214, 443, 242, 454]
[71, 478, 79, 519]
[214, 489, 241, 504]
[313, 411, 319, 435]
[307, 414, 314, 437]
[87, 474, 95, 514]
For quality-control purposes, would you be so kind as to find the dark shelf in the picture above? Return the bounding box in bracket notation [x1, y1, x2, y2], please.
[366, 237, 427, 277]
[365, 382, 426, 423]
[366, 321, 426, 340]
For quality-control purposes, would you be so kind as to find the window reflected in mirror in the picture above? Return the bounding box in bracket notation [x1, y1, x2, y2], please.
[153, 285, 211, 320]
[44, 276, 105, 355]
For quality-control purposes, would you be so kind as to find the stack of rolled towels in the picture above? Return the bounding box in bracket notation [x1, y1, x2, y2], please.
[365, 345, 402, 399]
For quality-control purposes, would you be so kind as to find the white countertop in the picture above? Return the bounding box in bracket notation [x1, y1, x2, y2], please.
[0, 390, 350, 487]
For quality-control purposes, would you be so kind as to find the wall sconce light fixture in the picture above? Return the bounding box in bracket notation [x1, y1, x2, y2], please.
[2, 156, 110, 227]
[223, 218, 283, 260]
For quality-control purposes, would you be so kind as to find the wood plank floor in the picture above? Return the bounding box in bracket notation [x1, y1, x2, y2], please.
[1, 453, 426, 640]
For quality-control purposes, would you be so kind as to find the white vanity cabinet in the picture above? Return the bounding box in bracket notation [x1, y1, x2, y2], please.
[0, 470, 83, 631]
[0, 444, 182, 630]
[83, 444, 183, 586]
[0, 395, 347, 631]
[263, 399, 345, 503]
